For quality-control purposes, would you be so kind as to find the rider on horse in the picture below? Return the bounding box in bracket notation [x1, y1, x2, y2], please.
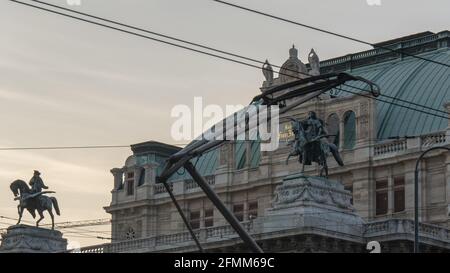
[10, 171, 60, 229]
[286, 111, 344, 177]
[29, 170, 49, 194]
[301, 111, 329, 165]
[14, 170, 51, 202]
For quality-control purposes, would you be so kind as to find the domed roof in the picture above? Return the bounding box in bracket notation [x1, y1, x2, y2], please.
[333, 47, 450, 140]
[279, 45, 308, 82]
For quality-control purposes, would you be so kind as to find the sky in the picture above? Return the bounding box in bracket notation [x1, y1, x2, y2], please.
[0, 0, 449, 248]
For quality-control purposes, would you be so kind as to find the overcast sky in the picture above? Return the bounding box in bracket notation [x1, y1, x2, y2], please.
[0, 0, 449, 247]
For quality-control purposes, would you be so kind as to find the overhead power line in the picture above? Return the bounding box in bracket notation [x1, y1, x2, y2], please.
[0, 143, 189, 151]
[0, 215, 111, 233]
[4, 0, 449, 153]
[336, 86, 449, 120]
[212, 0, 450, 69]
[3, 202, 446, 241]
[0, 145, 130, 151]
[10, 0, 449, 119]
[11, 0, 447, 120]
[1, 202, 445, 229]
[8, 0, 269, 74]
[25, 0, 449, 117]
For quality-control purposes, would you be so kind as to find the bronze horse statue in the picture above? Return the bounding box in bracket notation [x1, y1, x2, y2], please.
[286, 115, 344, 177]
[10, 180, 60, 229]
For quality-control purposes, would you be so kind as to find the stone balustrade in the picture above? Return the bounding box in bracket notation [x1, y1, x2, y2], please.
[373, 130, 448, 158]
[184, 176, 216, 191]
[320, 31, 448, 71]
[153, 183, 171, 194]
[77, 218, 448, 253]
[153, 176, 216, 195]
[77, 221, 253, 253]
[364, 218, 449, 243]
[420, 131, 447, 148]
[374, 139, 408, 156]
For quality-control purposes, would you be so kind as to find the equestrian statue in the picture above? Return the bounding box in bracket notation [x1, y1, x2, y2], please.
[286, 111, 344, 177]
[9, 170, 60, 229]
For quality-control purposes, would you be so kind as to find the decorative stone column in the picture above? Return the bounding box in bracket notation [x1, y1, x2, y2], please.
[351, 168, 371, 219]
[338, 119, 345, 151]
[143, 163, 159, 185]
[130, 166, 144, 201]
[0, 225, 67, 253]
[110, 168, 124, 206]
[141, 162, 159, 198]
[387, 172, 394, 215]
[357, 101, 370, 144]
[144, 206, 158, 238]
[403, 160, 417, 220]
[111, 168, 124, 191]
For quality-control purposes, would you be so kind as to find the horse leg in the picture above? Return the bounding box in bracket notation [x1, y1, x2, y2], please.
[320, 163, 328, 177]
[286, 153, 292, 165]
[36, 210, 44, 227]
[48, 209, 55, 230]
[27, 208, 36, 219]
[320, 153, 329, 178]
[301, 151, 306, 173]
[17, 205, 23, 225]
[286, 150, 299, 165]
[319, 155, 324, 177]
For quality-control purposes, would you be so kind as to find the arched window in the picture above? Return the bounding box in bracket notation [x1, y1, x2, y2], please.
[137, 167, 145, 186]
[326, 113, 340, 148]
[343, 111, 356, 149]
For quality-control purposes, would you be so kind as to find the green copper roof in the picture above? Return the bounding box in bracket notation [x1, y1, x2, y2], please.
[166, 149, 219, 182]
[235, 140, 261, 169]
[335, 48, 450, 140]
[135, 32, 449, 181]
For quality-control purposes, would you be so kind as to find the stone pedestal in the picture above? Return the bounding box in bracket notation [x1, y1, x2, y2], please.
[0, 225, 67, 253]
[256, 173, 364, 236]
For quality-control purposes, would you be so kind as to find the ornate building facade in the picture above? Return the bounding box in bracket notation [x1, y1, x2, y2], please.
[81, 31, 450, 253]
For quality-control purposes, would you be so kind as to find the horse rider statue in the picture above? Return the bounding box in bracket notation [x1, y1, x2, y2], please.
[29, 170, 49, 195]
[10, 170, 60, 229]
[286, 111, 344, 177]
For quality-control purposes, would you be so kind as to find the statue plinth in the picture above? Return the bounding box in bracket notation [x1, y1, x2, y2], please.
[0, 224, 67, 253]
[256, 173, 364, 236]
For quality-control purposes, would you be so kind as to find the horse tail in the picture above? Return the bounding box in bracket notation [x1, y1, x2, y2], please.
[329, 143, 344, 166]
[51, 197, 60, 216]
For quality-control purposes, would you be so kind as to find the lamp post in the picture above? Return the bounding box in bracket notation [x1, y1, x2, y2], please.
[414, 146, 450, 253]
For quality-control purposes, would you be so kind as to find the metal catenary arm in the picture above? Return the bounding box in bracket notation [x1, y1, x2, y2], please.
[156, 72, 380, 253]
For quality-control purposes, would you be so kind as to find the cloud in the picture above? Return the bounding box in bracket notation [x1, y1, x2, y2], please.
[0, 88, 69, 111]
[0, 149, 109, 195]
